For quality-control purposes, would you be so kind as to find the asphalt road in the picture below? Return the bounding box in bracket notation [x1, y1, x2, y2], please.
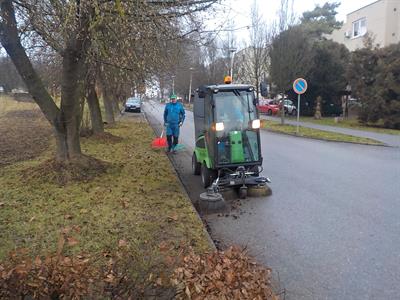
[143, 101, 400, 300]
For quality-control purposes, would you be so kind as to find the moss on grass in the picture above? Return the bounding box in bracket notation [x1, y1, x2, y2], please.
[262, 120, 383, 145]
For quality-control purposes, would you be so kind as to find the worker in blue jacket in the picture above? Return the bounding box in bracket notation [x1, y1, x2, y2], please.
[164, 94, 185, 153]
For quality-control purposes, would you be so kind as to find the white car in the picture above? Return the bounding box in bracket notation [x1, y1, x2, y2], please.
[125, 97, 141, 113]
[280, 99, 297, 116]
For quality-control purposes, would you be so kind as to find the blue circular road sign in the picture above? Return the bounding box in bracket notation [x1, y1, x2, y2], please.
[293, 78, 308, 95]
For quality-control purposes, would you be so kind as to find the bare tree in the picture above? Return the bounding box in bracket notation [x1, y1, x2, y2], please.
[235, 1, 269, 97]
[0, 0, 217, 163]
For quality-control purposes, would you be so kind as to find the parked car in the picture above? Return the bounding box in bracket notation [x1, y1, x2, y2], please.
[279, 99, 297, 116]
[125, 97, 141, 113]
[258, 99, 279, 115]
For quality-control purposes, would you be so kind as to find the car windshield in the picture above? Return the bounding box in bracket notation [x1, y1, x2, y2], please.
[214, 90, 256, 132]
[127, 98, 140, 104]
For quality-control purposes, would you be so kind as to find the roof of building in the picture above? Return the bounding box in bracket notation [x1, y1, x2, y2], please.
[347, 0, 382, 16]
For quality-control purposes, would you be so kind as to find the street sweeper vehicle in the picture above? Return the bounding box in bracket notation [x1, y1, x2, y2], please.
[192, 78, 270, 199]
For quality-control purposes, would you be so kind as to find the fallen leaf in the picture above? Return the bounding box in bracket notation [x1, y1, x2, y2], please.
[164, 255, 175, 266]
[67, 237, 79, 246]
[159, 241, 169, 252]
[185, 286, 191, 298]
[61, 226, 71, 234]
[80, 208, 88, 214]
[104, 273, 115, 283]
[34, 256, 42, 266]
[225, 270, 235, 285]
[118, 239, 128, 247]
[0, 202, 4, 207]
[29, 216, 35, 223]
[64, 214, 73, 220]
[167, 213, 179, 222]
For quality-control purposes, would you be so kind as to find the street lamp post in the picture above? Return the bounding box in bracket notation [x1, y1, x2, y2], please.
[229, 48, 237, 80]
[172, 75, 175, 95]
[188, 67, 194, 104]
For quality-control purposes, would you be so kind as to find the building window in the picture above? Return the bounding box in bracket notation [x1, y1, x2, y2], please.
[352, 18, 367, 38]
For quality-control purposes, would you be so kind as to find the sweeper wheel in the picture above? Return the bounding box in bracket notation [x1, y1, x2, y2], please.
[199, 191, 226, 213]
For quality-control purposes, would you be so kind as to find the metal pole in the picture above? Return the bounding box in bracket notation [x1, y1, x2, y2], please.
[297, 94, 300, 135]
[172, 76, 175, 94]
[230, 52, 236, 79]
[229, 48, 237, 80]
[188, 71, 193, 104]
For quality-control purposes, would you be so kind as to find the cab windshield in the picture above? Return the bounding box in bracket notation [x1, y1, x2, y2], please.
[213, 90, 260, 165]
[214, 90, 256, 132]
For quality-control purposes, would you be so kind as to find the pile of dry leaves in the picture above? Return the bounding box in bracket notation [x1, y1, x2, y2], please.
[172, 246, 278, 300]
[0, 230, 170, 299]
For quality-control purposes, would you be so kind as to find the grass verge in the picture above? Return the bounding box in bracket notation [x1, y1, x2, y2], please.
[298, 116, 400, 135]
[0, 113, 212, 295]
[262, 120, 384, 145]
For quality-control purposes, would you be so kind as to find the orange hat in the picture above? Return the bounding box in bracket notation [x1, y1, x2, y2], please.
[224, 76, 232, 84]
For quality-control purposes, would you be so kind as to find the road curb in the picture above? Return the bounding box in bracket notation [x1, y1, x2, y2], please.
[144, 107, 217, 251]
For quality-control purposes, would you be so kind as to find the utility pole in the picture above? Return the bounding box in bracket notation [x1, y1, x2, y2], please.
[172, 75, 175, 95]
[229, 48, 237, 80]
[188, 67, 194, 104]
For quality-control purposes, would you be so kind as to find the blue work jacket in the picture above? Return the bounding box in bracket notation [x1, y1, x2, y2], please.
[164, 102, 185, 125]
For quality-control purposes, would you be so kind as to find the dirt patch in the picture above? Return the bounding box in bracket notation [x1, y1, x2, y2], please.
[24, 155, 111, 185]
[90, 132, 124, 144]
[0, 107, 52, 168]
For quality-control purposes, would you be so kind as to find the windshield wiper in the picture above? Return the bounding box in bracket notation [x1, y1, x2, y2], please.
[233, 90, 253, 114]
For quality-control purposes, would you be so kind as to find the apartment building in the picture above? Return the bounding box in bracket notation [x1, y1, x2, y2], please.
[329, 0, 400, 51]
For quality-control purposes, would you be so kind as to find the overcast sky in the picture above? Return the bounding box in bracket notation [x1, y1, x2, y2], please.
[207, 0, 378, 44]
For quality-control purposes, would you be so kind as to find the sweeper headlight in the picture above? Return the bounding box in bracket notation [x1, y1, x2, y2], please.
[215, 122, 225, 131]
[251, 119, 261, 129]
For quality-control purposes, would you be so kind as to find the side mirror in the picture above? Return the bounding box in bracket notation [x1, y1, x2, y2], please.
[253, 98, 259, 106]
[198, 91, 205, 98]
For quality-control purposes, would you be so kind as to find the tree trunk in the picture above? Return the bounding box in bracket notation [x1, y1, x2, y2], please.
[59, 44, 83, 159]
[314, 96, 322, 119]
[99, 76, 115, 124]
[111, 92, 120, 116]
[87, 79, 104, 134]
[103, 88, 115, 124]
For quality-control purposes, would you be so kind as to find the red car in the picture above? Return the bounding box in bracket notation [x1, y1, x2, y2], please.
[258, 99, 279, 115]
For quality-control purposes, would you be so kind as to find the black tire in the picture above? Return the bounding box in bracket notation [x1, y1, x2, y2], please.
[291, 109, 297, 116]
[268, 109, 272, 116]
[201, 164, 216, 188]
[192, 153, 201, 175]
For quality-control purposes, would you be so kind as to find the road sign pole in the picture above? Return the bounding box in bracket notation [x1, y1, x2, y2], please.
[293, 78, 307, 135]
[297, 94, 300, 135]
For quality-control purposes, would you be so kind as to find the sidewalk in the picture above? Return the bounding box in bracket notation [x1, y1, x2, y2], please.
[262, 116, 400, 147]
